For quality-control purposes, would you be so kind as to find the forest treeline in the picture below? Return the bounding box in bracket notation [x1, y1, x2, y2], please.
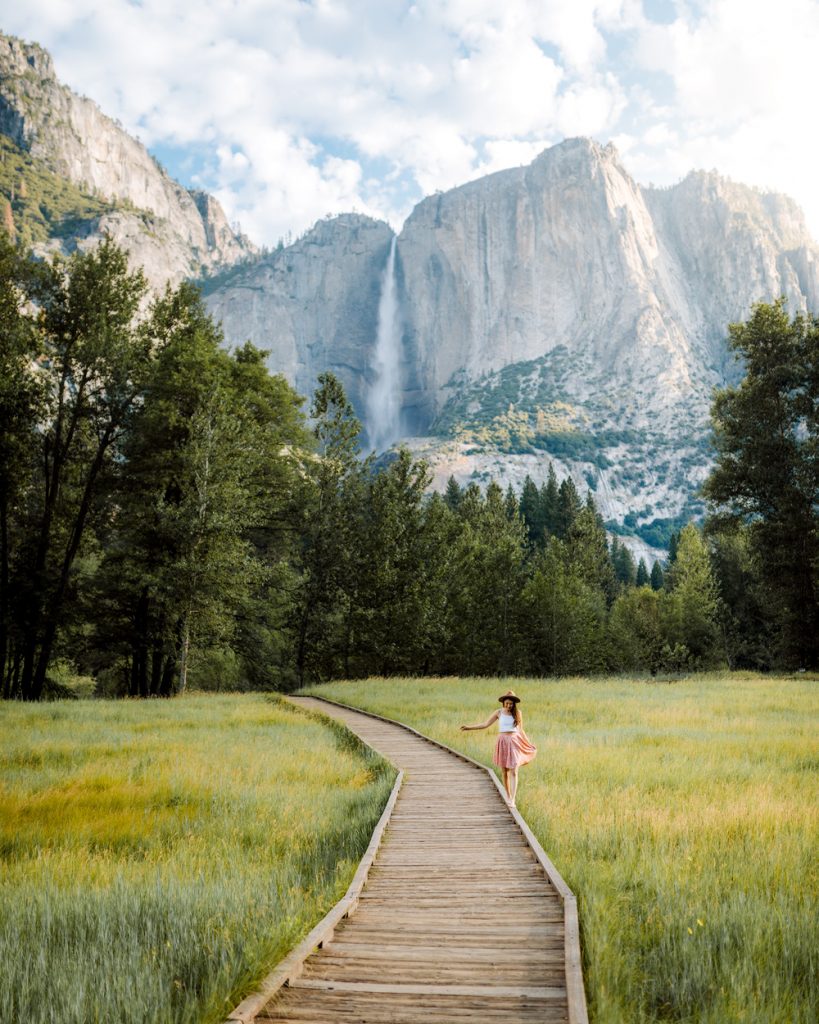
[1, 239, 817, 698]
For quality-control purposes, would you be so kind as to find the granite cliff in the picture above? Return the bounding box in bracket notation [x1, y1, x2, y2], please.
[206, 139, 819, 550]
[203, 215, 394, 416]
[0, 33, 255, 286]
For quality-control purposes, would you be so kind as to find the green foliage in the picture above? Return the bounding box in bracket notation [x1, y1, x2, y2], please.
[0, 240, 308, 699]
[347, 449, 434, 674]
[3, 239, 151, 699]
[522, 539, 608, 675]
[707, 526, 775, 670]
[703, 299, 819, 667]
[4, 246, 812, 690]
[608, 586, 665, 671]
[662, 525, 722, 669]
[430, 349, 638, 464]
[442, 480, 529, 675]
[91, 284, 307, 696]
[608, 505, 705, 549]
[0, 134, 114, 248]
[635, 557, 649, 588]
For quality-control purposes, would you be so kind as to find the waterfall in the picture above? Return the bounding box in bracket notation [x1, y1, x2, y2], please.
[366, 237, 403, 451]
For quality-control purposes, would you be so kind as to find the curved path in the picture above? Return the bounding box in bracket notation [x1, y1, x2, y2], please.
[253, 695, 586, 1024]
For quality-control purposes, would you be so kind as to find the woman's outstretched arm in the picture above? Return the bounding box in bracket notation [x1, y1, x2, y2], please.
[460, 709, 500, 731]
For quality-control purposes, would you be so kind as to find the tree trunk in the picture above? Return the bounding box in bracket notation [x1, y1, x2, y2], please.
[295, 607, 310, 686]
[0, 485, 8, 690]
[29, 428, 115, 700]
[5, 645, 21, 699]
[20, 639, 37, 701]
[177, 613, 191, 694]
[131, 588, 149, 697]
[150, 643, 164, 696]
[159, 653, 176, 697]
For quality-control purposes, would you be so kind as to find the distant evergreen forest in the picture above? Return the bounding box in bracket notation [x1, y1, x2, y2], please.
[1, 238, 816, 699]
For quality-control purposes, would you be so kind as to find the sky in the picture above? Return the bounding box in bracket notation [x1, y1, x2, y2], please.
[4, 0, 819, 247]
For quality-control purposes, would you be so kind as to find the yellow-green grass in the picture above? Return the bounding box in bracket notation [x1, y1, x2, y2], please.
[304, 674, 818, 1024]
[0, 694, 395, 1024]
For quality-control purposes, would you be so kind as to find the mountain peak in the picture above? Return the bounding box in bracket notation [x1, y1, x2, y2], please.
[0, 33, 54, 80]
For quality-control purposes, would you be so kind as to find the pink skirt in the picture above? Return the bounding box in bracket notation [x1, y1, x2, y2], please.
[493, 730, 537, 769]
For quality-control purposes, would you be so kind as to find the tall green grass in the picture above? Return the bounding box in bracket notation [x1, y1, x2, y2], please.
[0, 694, 394, 1024]
[305, 674, 818, 1024]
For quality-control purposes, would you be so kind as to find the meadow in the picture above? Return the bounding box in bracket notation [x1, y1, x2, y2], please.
[0, 694, 394, 1024]
[304, 673, 819, 1024]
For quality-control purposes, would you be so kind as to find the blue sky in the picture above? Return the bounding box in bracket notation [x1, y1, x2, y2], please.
[4, 0, 819, 247]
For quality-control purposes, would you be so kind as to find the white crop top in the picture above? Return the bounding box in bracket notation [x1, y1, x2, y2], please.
[498, 711, 518, 733]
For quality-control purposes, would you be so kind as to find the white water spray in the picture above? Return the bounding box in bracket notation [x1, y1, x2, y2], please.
[366, 237, 403, 451]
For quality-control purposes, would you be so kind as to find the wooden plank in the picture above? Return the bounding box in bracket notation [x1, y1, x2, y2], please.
[289, 979, 566, 998]
[259, 989, 570, 1023]
[223, 768, 404, 1023]
[300, 694, 589, 1024]
[226, 693, 585, 1024]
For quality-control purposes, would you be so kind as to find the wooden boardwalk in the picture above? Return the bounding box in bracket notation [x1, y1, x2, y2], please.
[230, 695, 587, 1024]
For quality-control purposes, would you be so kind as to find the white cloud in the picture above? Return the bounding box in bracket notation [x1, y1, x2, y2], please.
[5, 0, 819, 243]
[627, 0, 819, 239]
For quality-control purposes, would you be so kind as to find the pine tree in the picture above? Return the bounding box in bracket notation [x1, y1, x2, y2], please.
[291, 372, 363, 684]
[662, 524, 721, 668]
[523, 538, 607, 675]
[541, 463, 560, 536]
[446, 481, 527, 675]
[650, 560, 664, 591]
[519, 475, 544, 546]
[608, 586, 664, 672]
[444, 475, 463, 511]
[636, 557, 650, 587]
[555, 477, 581, 538]
[350, 448, 433, 675]
[457, 482, 484, 525]
[504, 483, 519, 521]
[90, 287, 294, 696]
[707, 526, 774, 669]
[567, 501, 618, 606]
[612, 539, 637, 586]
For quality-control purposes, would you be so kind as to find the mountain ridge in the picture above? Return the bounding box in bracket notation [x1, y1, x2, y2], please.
[0, 32, 255, 286]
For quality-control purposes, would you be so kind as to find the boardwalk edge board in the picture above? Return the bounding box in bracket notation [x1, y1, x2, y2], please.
[301, 692, 590, 1024]
[223, 762, 404, 1024]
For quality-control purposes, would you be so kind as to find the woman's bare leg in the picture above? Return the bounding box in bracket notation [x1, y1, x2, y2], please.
[508, 767, 518, 806]
[501, 767, 511, 800]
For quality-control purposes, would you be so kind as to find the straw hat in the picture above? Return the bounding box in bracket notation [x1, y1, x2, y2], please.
[497, 689, 521, 704]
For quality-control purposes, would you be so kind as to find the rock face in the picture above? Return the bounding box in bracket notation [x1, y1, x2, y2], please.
[203, 215, 394, 416]
[206, 138, 819, 547]
[398, 139, 817, 430]
[0, 33, 255, 287]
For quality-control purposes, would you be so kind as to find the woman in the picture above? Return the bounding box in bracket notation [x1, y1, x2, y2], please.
[460, 690, 537, 807]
